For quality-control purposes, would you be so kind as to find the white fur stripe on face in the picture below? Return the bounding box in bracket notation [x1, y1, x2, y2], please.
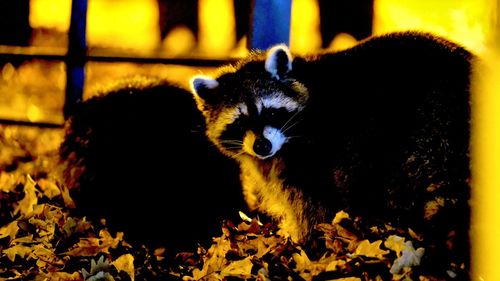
[257, 95, 301, 113]
[262, 126, 286, 158]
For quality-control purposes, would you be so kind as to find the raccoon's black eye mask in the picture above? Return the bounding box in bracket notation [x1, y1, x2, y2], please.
[261, 107, 292, 126]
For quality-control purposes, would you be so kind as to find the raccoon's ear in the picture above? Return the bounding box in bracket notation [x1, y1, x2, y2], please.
[265, 44, 293, 80]
[190, 75, 219, 103]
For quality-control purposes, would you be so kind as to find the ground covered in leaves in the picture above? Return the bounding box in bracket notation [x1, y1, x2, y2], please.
[0, 125, 464, 281]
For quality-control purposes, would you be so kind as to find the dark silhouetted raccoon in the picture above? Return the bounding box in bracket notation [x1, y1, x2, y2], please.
[60, 76, 247, 255]
[190, 32, 473, 274]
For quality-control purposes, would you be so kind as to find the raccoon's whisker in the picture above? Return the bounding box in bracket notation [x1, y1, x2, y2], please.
[281, 110, 302, 132]
[224, 146, 241, 150]
[219, 140, 244, 145]
[223, 145, 243, 150]
[282, 118, 303, 134]
[286, 135, 304, 139]
[230, 150, 246, 159]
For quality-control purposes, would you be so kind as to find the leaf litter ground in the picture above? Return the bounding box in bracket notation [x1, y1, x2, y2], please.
[0, 125, 466, 281]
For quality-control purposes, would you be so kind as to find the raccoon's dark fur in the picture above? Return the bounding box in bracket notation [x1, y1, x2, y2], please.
[190, 32, 473, 273]
[59, 76, 246, 254]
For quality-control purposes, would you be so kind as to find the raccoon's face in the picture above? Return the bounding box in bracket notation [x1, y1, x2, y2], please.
[190, 45, 309, 160]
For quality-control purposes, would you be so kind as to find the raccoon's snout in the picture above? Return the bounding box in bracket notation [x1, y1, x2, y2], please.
[253, 138, 272, 157]
[242, 126, 286, 159]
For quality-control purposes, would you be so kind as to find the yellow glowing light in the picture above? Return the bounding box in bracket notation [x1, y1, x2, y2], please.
[472, 48, 500, 281]
[198, 0, 236, 57]
[30, 0, 160, 51]
[30, 0, 71, 31]
[290, 0, 322, 54]
[374, 1, 500, 278]
[231, 36, 250, 58]
[87, 0, 160, 51]
[161, 25, 196, 56]
[327, 33, 358, 52]
[26, 104, 42, 122]
[373, 0, 493, 54]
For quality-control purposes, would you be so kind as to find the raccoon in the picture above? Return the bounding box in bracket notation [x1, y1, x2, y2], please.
[60, 76, 246, 254]
[190, 32, 473, 270]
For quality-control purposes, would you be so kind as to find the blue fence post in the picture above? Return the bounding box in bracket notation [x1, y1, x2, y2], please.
[64, 0, 88, 119]
[249, 0, 291, 50]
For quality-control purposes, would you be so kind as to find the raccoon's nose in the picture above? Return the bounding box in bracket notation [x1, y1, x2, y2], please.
[253, 138, 272, 157]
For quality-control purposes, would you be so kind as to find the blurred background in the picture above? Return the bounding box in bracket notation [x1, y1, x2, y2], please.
[0, 1, 498, 279]
[0, 0, 496, 125]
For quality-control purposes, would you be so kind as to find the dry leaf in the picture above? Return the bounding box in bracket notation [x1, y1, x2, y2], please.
[64, 237, 103, 257]
[292, 250, 312, 273]
[62, 216, 91, 238]
[65, 230, 122, 257]
[37, 178, 61, 199]
[326, 259, 347, 271]
[0, 171, 17, 192]
[112, 254, 135, 281]
[190, 235, 232, 280]
[294, 250, 341, 280]
[390, 241, 425, 274]
[60, 183, 76, 208]
[13, 175, 38, 217]
[384, 235, 407, 257]
[36, 271, 82, 281]
[354, 240, 389, 259]
[0, 221, 19, 241]
[220, 256, 253, 278]
[32, 244, 64, 269]
[3, 244, 32, 262]
[332, 210, 350, 224]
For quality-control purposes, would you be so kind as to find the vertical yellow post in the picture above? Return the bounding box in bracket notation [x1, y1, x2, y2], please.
[472, 0, 500, 279]
[198, 0, 235, 57]
[290, 0, 321, 54]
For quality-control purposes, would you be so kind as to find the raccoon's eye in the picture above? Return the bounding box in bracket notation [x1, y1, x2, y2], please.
[262, 108, 289, 123]
[219, 117, 247, 148]
[230, 117, 248, 134]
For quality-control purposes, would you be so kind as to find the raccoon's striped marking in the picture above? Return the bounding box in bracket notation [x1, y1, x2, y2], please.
[191, 61, 306, 160]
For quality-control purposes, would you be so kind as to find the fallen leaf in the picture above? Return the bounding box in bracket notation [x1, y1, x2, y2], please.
[292, 249, 312, 272]
[384, 235, 407, 257]
[36, 271, 82, 281]
[220, 256, 253, 278]
[32, 244, 64, 269]
[0, 221, 19, 241]
[37, 178, 61, 199]
[3, 244, 32, 262]
[62, 216, 91, 238]
[333, 210, 350, 224]
[423, 197, 445, 220]
[13, 175, 38, 217]
[112, 254, 135, 281]
[354, 240, 389, 259]
[64, 230, 123, 257]
[60, 183, 76, 208]
[0, 171, 17, 192]
[408, 228, 423, 242]
[190, 234, 231, 280]
[326, 259, 347, 271]
[390, 241, 425, 274]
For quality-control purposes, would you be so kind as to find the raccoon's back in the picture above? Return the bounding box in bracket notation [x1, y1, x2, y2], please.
[60, 76, 246, 252]
[284, 32, 472, 224]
